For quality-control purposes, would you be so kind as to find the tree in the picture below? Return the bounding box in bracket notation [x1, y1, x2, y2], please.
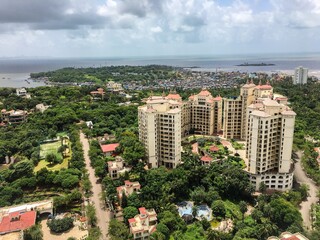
[211, 200, 226, 219]
[24, 224, 43, 240]
[123, 206, 138, 224]
[108, 219, 130, 240]
[47, 218, 74, 233]
[127, 192, 141, 208]
[86, 204, 97, 226]
[121, 191, 128, 208]
[156, 223, 170, 239]
[192, 205, 198, 219]
[298, 184, 309, 200]
[239, 201, 247, 221]
[259, 182, 267, 193]
[45, 153, 61, 165]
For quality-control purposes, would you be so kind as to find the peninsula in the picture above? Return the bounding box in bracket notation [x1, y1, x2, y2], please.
[236, 62, 275, 66]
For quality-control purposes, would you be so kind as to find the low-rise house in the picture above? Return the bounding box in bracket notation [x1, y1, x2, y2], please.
[117, 181, 141, 202]
[0, 211, 36, 236]
[200, 155, 213, 165]
[106, 81, 123, 92]
[100, 143, 119, 156]
[267, 232, 309, 240]
[35, 103, 49, 113]
[0, 109, 28, 125]
[107, 156, 131, 180]
[0, 200, 53, 237]
[129, 207, 157, 240]
[209, 145, 219, 152]
[16, 88, 28, 97]
[90, 88, 105, 100]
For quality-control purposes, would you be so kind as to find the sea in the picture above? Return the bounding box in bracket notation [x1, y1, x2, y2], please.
[0, 52, 320, 88]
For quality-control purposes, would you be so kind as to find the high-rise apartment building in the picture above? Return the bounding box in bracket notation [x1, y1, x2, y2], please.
[138, 90, 222, 169]
[223, 81, 272, 140]
[293, 66, 308, 85]
[189, 90, 222, 135]
[246, 97, 296, 191]
[138, 96, 182, 169]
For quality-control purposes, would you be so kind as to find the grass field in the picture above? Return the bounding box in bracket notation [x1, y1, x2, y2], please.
[35, 136, 71, 172]
[39, 140, 62, 160]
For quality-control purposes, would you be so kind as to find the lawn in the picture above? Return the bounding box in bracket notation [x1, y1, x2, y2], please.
[34, 157, 69, 172]
[39, 140, 63, 160]
[210, 219, 220, 228]
[35, 136, 71, 172]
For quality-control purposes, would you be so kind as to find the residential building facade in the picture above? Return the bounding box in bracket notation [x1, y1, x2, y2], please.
[138, 96, 182, 169]
[129, 207, 157, 240]
[246, 97, 296, 191]
[189, 90, 222, 135]
[293, 66, 308, 85]
[138, 90, 222, 169]
[223, 81, 273, 140]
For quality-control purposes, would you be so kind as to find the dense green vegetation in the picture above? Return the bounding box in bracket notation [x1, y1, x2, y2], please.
[30, 65, 177, 83]
[47, 217, 74, 233]
[1, 75, 320, 239]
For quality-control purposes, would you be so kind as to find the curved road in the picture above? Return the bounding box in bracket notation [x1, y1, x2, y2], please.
[80, 131, 111, 240]
[294, 151, 319, 230]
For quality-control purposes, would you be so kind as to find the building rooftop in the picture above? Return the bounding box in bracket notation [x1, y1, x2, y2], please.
[0, 211, 36, 234]
[201, 155, 213, 162]
[100, 143, 119, 153]
[198, 89, 211, 96]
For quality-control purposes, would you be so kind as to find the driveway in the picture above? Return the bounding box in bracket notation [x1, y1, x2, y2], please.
[294, 151, 319, 230]
[80, 131, 111, 240]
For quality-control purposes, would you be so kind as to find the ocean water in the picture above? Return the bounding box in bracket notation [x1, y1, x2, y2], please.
[0, 53, 320, 88]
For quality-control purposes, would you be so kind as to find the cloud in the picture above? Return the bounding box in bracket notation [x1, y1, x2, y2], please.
[0, 0, 105, 30]
[0, 0, 320, 57]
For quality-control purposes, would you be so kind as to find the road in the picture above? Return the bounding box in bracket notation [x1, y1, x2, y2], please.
[294, 151, 319, 230]
[80, 131, 111, 240]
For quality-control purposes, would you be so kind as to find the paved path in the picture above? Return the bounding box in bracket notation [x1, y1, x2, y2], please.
[294, 151, 319, 230]
[80, 131, 111, 240]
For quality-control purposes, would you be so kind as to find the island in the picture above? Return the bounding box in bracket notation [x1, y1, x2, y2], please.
[236, 62, 275, 66]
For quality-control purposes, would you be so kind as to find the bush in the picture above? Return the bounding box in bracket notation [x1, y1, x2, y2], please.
[47, 217, 74, 233]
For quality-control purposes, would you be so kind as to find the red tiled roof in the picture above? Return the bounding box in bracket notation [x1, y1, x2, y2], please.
[189, 95, 195, 100]
[139, 207, 147, 215]
[198, 90, 211, 96]
[128, 218, 136, 223]
[0, 211, 36, 234]
[281, 236, 300, 240]
[101, 143, 119, 153]
[209, 145, 219, 152]
[201, 155, 213, 162]
[255, 85, 272, 90]
[213, 96, 222, 101]
[167, 93, 181, 100]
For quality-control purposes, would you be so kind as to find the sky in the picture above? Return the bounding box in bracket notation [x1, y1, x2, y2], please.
[0, 0, 320, 58]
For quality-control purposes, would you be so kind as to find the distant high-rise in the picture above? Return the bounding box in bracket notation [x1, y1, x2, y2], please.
[293, 66, 308, 85]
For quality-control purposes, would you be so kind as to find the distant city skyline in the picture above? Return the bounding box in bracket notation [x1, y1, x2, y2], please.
[1, 0, 320, 58]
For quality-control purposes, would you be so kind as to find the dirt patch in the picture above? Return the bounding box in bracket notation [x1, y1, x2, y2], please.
[41, 219, 88, 240]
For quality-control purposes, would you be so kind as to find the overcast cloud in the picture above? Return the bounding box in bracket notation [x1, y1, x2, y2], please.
[0, 0, 319, 57]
